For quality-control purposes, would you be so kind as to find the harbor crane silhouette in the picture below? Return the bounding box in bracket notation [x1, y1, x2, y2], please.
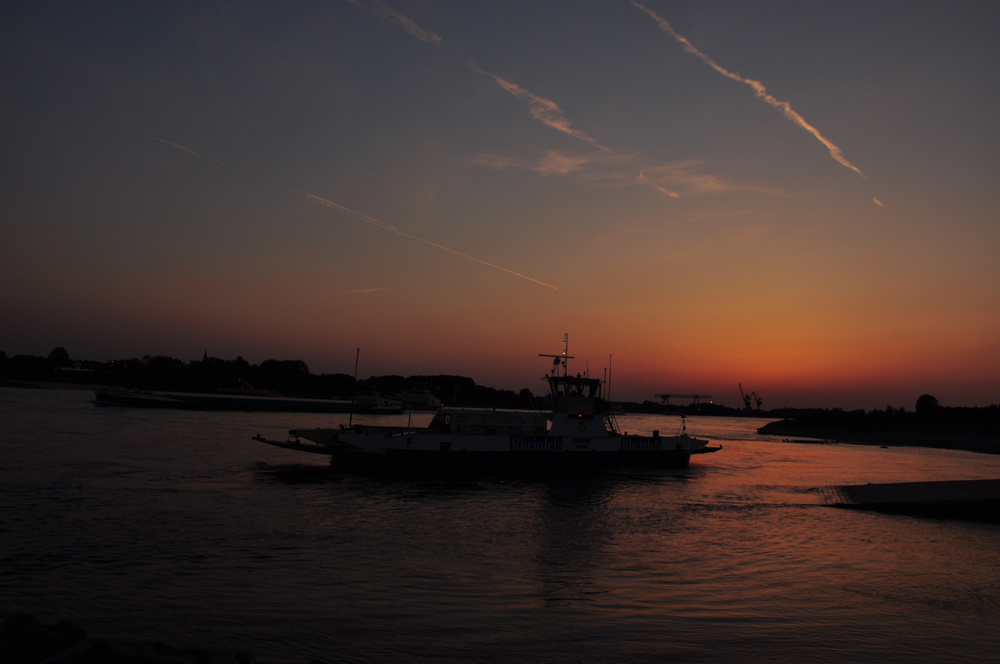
[739, 383, 763, 411]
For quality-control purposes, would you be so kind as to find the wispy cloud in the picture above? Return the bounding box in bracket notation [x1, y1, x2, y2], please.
[474, 150, 780, 198]
[630, 1, 865, 179]
[294, 190, 557, 290]
[641, 160, 768, 196]
[151, 136, 225, 166]
[468, 63, 609, 151]
[472, 150, 623, 177]
[464, 64, 785, 198]
[343, 0, 442, 46]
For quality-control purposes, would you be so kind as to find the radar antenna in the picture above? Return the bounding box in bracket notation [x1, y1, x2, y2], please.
[539, 333, 574, 377]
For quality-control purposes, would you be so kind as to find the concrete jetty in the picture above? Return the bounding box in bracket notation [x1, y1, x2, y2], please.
[827, 478, 1000, 522]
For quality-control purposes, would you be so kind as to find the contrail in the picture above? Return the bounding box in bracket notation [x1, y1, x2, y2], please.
[630, 1, 865, 178]
[338, 3, 597, 152]
[873, 197, 884, 207]
[639, 169, 680, 197]
[468, 63, 609, 151]
[151, 136, 226, 166]
[342, 0, 442, 46]
[294, 190, 558, 290]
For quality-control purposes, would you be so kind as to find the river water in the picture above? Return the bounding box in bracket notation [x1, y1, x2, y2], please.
[2, 386, 1000, 663]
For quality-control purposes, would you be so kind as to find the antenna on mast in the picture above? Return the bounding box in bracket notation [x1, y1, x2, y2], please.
[539, 332, 574, 377]
[349, 348, 360, 427]
[608, 353, 612, 402]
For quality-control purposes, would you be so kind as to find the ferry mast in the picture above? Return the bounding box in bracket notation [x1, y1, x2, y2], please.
[539, 333, 574, 377]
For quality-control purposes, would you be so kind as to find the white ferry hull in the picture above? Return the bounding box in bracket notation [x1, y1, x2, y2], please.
[289, 447, 700, 473]
[255, 427, 717, 472]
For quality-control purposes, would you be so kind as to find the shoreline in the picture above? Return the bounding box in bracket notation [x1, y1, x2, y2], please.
[758, 419, 1000, 455]
[827, 479, 1000, 523]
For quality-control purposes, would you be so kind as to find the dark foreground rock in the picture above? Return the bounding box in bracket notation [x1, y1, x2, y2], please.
[0, 613, 258, 664]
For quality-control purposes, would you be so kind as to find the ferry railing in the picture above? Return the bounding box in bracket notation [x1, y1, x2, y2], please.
[604, 406, 622, 436]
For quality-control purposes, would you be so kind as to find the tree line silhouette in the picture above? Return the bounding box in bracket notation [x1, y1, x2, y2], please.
[0, 347, 539, 409]
[2, 347, 997, 420]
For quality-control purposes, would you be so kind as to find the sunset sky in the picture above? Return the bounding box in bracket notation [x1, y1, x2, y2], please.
[2, 1, 998, 409]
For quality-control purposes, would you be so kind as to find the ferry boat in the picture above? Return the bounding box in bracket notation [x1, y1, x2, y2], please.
[252, 338, 720, 471]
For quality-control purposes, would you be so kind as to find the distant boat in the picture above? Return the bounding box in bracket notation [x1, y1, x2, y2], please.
[352, 392, 404, 414]
[253, 337, 720, 470]
[95, 387, 363, 413]
[395, 390, 443, 411]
